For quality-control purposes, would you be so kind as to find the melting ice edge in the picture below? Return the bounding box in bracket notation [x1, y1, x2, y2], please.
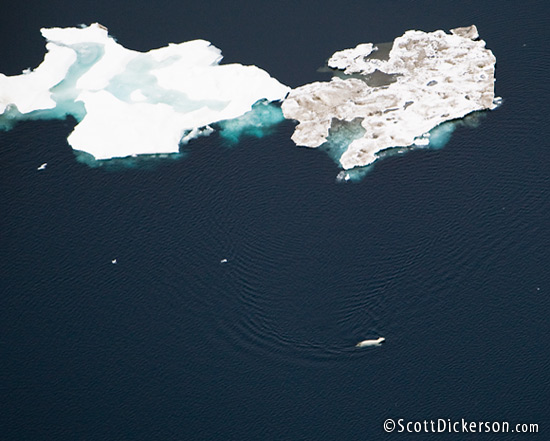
[0, 23, 500, 176]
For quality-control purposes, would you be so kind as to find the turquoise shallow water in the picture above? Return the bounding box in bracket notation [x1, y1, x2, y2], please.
[1, 1, 549, 440]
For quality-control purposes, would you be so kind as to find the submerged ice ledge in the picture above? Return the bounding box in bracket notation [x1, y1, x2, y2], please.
[281, 25, 499, 170]
[0, 23, 290, 160]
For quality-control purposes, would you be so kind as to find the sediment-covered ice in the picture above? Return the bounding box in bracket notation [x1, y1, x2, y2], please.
[281, 25, 499, 170]
[0, 24, 290, 160]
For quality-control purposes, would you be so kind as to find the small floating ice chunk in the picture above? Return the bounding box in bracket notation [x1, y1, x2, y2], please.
[491, 96, 503, 109]
[412, 134, 430, 146]
[356, 337, 385, 347]
[37, 163, 47, 170]
[111, 258, 117, 264]
[327, 43, 375, 71]
[336, 170, 351, 182]
[220, 258, 228, 263]
[450, 24, 479, 40]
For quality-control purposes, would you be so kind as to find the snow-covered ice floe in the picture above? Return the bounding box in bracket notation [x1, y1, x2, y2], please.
[282, 25, 500, 170]
[0, 23, 290, 160]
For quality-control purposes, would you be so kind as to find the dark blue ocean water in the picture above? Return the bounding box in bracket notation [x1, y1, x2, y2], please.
[1, 1, 549, 440]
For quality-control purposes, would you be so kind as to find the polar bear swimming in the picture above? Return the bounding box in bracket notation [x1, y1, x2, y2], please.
[356, 337, 385, 348]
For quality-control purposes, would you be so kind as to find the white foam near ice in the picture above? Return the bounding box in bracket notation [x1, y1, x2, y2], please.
[282, 25, 500, 170]
[0, 24, 290, 160]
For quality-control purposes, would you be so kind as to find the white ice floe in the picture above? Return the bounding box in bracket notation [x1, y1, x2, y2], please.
[0, 24, 290, 160]
[37, 163, 48, 170]
[282, 25, 499, 169]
